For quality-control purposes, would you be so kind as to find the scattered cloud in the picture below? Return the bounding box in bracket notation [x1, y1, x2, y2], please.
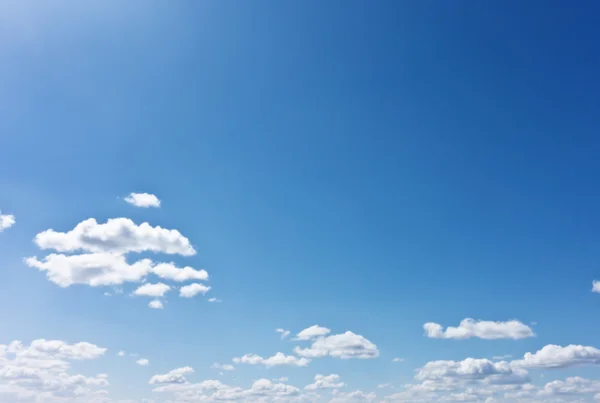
[295, 325, 331, 340]
[276, 328, 291, 339]
[136, 358, 149, 366]
[148, 300, 164, 309]
[330, 389, 376, 402]
[392, 357, 404, 362]
[0, 211, 15, 232]
[424, 319, 535, 340]
[211, 363, 235, 371]
[512, 344, 600, 369]
[133, 283, 171, 297]
[117, 351, 126, 357]
[124, 192, 161, 208]
[233, 352, 310, 367]
[592, 280, 600, 293]
[0, 338, 108, 401]
[492, 354, 513, 360]
[304, 374, 345, 390]
[208, 297, 221, 303]
[294, 331, 379, 359]
[179, 283, 211, 298]
[152, 263, 208, 282]
[149, 367, 194, 384]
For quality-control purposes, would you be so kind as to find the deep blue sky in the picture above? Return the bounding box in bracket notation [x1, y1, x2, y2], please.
[1, 1, 599, 402]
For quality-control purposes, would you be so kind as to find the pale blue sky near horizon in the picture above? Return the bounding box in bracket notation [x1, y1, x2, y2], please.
[1, 1, 600, 401]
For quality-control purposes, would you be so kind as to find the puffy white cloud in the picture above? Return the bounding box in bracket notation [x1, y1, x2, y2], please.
[294, 331, 379, 359]
[0, 339, 108, 401]
[295, 325, 331, 340]
[133, 283, 171, 297]
[124, 193, 161, 208]
[233, 352, 310, 367]
[26, 254, 209, 288]
[149, 367, 194, 384]
[211, 363, 235, 371]
[276, 328, 291, 339]
[33, 218, 195, 256]
[592, 281, 600, 293]
[148, 300, 164, 309]
[304, 374, 344, 390]
[26, 253, 153, 287]
[424, 319, 535, 340]
[416, 358, 525, 383]
[0, 211, 15, 232]
[512, 344, 600, 369]
[152, 263, 208, 282]
[179, 283, 211, 298]
[136, 359, 149, 366]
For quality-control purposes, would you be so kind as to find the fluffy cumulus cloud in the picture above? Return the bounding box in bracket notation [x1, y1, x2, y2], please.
[0, 211, 15, 232]
[512, 344, 600, 369]
[133, 283, 171, 298]
[0, 339, 108, 402]
[294, 331, 379, 359]
[33, 218, 195, 256]
[424, 319, 535, 340]
[124, 192, 161, 208]
[295, 325, 331, 340]
[136, 359, 149, 366]
[149, 367, 194, 384]
[26, 217, 213, 309]
[179, 283, 211, 298]
[233, 352, 310, 367]
[304, 374, 345, 390]
[26, 254, 208, 288]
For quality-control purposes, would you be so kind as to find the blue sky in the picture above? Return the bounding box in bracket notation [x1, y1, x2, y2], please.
[1, 1, 600, 402]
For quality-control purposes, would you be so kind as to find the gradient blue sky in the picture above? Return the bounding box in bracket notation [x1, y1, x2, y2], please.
[1, 1, 600, 402]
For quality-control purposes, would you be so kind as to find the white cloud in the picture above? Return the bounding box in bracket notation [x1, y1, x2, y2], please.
[233, 352, 310, 367]
[124, 193, 161, 208]
[416, 358, 525, 383]
[179, 283, 211, 298]
[149, 367, 194, 384]
[295, 325, 331, 340]
[136, 359, 149, 366]
[512, 344, 600, 369]
[148, 300, 164, 309]
[33, 218, 195, 256]
[393, 357, 404, 363]
[134, 283, 171, 297]
[492, 355, 513, 360]
[0, 211, 15, 232]
[0, 338, 108, 401]
[117, 351, 125, 357]
[208, 297, 221, 303]
[424, 319, 535, 340]
[26, 253, 209, 288]
[211, 363, 235, 371]
[304, 374, 344, 390]
[152, 263, 208, 282]
[294, 331, 379, 359]
[276, 328, 291, 339]
[592, 280, 600, 293]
